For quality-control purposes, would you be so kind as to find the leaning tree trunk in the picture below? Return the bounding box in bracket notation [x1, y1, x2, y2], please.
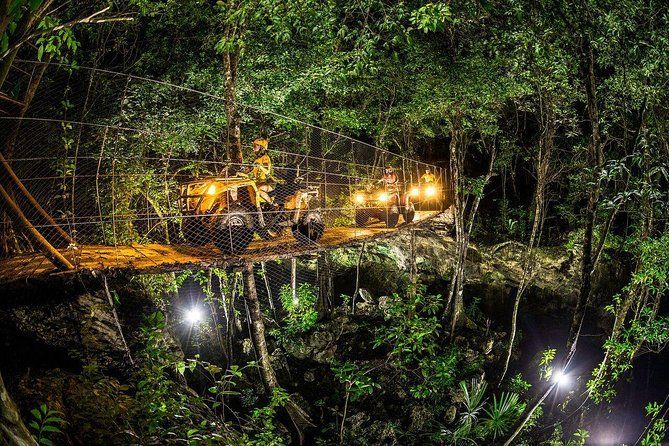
[242, 263, 314, 444]
[498, 99, 554, 384]
[0, 371, 37, 446]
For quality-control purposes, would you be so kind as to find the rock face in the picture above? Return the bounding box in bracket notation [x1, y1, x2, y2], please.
[329, 212, 580, 310]
[0, 287, 133, 371]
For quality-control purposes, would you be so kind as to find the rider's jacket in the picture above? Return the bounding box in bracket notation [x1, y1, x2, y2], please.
[252, 153, 272, 181]
[420, 172, 436, 183]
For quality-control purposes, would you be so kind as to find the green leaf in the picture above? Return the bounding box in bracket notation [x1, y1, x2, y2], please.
[37, 45, 44, 61]
[28, 0, 43, 12]
[42, 425, 62, 433]
[39, 439, 54, 446]
[31, 408, 41, 420]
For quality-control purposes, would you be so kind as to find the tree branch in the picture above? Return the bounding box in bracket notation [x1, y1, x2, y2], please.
[0, 7, 133, 60]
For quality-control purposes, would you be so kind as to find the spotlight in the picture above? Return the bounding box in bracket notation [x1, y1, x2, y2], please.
[185, 307, 203, 325]
[552, 370, 570, 387]
[425, 185, 437, 197]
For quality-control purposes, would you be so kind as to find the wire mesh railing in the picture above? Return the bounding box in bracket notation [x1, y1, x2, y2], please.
[0, 61, 448, 277]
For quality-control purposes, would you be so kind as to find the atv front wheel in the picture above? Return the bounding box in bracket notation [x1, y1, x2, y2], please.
[182, 216, 210, 245]
[214, 205, 254, 254]
[354, 208, 369, 227]
[385, 205, 400, 228]
[292, 211, 325, 244]
[404, 203, 415, 224]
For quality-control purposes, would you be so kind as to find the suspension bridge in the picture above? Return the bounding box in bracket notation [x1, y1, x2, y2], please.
[0, 62, 448, 284]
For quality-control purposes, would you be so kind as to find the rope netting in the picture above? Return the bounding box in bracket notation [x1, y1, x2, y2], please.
[0, 60, 448, 278]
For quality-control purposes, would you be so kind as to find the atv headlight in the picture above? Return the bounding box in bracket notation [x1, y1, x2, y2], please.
[410, 187, 420, 197]
[206, 184, 218, 196]
[425, 185, 437, 197]
[354, 193, 366, 205]
[378, 192, 389, 203]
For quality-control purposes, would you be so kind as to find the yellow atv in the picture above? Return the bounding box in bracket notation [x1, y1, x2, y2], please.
[179, 173, 324, 254]
[352, 185, 415, 228]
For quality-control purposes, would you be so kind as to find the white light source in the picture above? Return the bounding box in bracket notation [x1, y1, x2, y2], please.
[185, 307, 203, 325]
[552, 370, 570, 387]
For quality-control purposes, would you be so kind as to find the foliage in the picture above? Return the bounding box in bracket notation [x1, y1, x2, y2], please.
[538, 348, 557, 381]
[640, 402, 667, 446]
[272, 282, 319, 344]
[439, 379, 525, 444]
[481, 392, 525, 440]
[246, 387, 291, 446]
[507, 373, 532, 395]
[373, 286, 442, 366]
[331, 361, 379, 403]
[29, 404, 66, 446]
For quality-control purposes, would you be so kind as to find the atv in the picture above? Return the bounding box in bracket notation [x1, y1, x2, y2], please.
[179, 173, 324, 254]
[352, 185, 415, 228]
[407, 182, 443, 211]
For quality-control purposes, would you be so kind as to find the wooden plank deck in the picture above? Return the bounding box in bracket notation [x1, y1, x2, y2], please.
[0, 211, 440, 284]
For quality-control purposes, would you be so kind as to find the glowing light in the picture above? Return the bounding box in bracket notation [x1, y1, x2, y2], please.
[354, 193, 366, 205]
[206, 184, 217, 195]
[378, 192, 389, 203]
[552, 370, 570, 387]
[410, 187, 420, 197]
[185, 307, 204, 325]
[425, 185, 437, 197]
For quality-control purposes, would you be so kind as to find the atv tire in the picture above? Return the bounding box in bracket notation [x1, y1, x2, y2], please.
[214, 205, 254, 254]
[385, 205, 400, 228]
[404, 203, 415, 224]
[354, 209, 369, 227]
[292, 211, 325, 244]
[182, 216, 210, 246]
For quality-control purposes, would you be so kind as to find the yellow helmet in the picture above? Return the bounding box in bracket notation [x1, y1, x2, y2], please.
[253, 138, 269, 150]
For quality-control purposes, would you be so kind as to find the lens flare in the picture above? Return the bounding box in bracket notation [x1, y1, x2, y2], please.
[552, 370, 570, 387]
[425, 185, 437, 197]
[378, 192, 389, 202]
[354, 193, 366, 205]
[185, 307, 203, 325]
[410, 187, 420, 197]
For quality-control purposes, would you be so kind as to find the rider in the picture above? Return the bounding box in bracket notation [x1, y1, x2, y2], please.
[250, 138, 276, 205]
[420, 168, 436, 184]
[379, 166, 399, 192]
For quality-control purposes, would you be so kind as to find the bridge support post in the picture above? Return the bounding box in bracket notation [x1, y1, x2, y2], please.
[242, 262, 313, 443]
[0, 183, 73, 271]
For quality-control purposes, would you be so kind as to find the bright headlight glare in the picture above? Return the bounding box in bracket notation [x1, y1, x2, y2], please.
[206, 184, 217, 196]
[378, 193, 388, 202]
[354, 193, 366, 204]
[410, 187, 420, 197]
[425, 185, 437, 197]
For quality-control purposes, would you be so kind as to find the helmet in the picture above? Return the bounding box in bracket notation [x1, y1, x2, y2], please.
[425, 168, 430, 174]
[253, 138, 269, 152]
[385, 166, 394, 174]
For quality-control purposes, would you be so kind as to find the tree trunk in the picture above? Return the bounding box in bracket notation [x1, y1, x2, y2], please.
[223, 51, 243, 167]
[446, 127, 466, 330]
[242, 263, 313, 444]
[564, 38, 604, 364]
[0, 182, 73, 270]
[317, 252, 333, 320]
[0, 0, 53, 90]
[0, 371, 37, 446]
[499, 99, 554, 383]
[0, 0, 10, 39]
